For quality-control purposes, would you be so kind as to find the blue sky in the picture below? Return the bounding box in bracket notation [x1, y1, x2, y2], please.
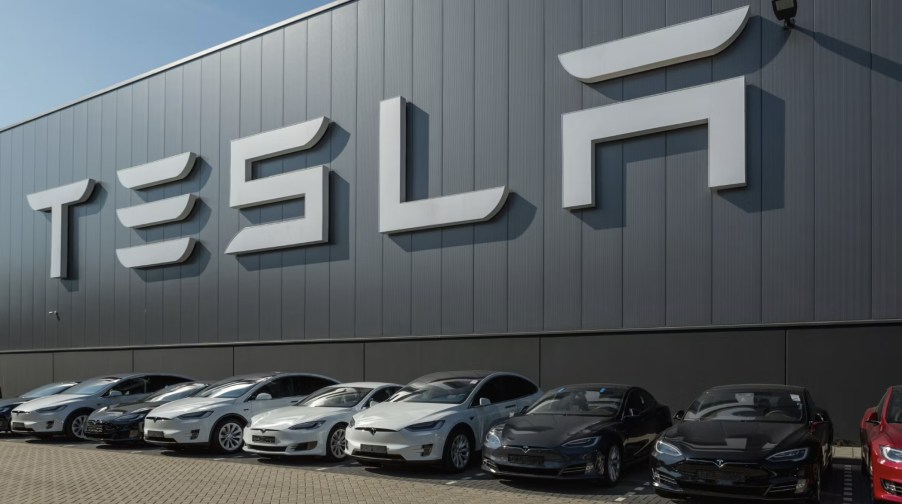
[0, 0, 332, 127]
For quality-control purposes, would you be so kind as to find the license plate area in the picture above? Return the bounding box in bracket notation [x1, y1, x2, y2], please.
[360, 444, 388, 454]
[696, 470, 745, 483]
[11, 422, 24, 429]
[252, 435, 276, 444]
[508, 454, 544, 465]
[146, 430, 164, 439]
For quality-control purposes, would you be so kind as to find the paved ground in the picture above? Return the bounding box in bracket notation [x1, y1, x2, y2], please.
[0, 436, 872, 504]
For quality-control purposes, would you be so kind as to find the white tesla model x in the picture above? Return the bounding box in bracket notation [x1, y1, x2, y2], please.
[345, 371, 542, 472]
[243, 382, 401, 460]
[143, 372, 339, 453]
[11, 373, 193, 440]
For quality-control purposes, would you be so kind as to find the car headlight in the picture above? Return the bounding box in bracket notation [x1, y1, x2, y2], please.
[882, 446, 902, 463]
[289, 421, 326, 431]
[36, 405, 67, 413]
[655, 440, 683, 457]
[562, 436, 600, 448]
[405, 420, 445, 432]
[766, 447, 809, 463]
[349, 417, 356, 428]
[484, 425, 504, 449]
[178, 410, 214, 420]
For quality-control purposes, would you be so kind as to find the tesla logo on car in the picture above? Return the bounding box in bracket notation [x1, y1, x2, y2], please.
[557, 6, 751, 210]
[364, 428, 377, 435]
[715, 459, 726, 467]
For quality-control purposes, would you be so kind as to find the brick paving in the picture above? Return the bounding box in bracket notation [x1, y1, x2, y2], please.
[0, 437, 870, 504]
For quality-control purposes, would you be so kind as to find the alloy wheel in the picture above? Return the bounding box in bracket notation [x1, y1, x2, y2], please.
[450, 433, 470, 470]
[607, 444, 622, 482]
[71, 414, 88, 440]
[330, 427, 347, 459]
[218, 422, 243, 452]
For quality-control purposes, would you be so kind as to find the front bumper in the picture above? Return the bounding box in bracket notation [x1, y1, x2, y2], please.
[482, 445, 601, 479]
[9, 410, 65, 435]
[345, 427, 446, 463]
[142, 417, 212, 447]
[85, 419, 145, 442]
[651, 457, 818, 501]
[242, 427, 328, 456]
[872, 450, 902, 502]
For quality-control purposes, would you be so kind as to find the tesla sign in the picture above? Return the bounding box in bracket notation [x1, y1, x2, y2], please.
[26, 7, 749, 279]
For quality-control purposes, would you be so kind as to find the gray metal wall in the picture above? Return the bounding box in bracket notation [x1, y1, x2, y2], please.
[0, 0, 900, 439]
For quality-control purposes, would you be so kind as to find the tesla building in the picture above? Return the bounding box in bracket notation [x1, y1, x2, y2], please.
[0, 0, 898, 439]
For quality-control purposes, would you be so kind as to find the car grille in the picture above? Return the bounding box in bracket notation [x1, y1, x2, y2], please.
[675, 459, 773, 481]
[883, 479, 902, 496]
[768, 482, 799, 494]
[247, 445, 288, 453]
[494, 464, 560, 477]
[350, 450, 405, 461]
[679, 481, 767, 497]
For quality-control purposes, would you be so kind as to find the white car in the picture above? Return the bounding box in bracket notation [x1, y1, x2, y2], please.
[11, 373, 193, 440]
[143, 372, 339, 453]
[345, 371, 543, 472]
[243, 382, 401, 461]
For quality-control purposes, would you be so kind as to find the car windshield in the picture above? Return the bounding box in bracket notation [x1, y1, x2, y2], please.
[20, 383, 76, 399]
[145, 383, 207, 403]
[196, 379, 260, 399]
[526, 386, 626, 416]
[299, 386, 374, 408]
[887, 391, 902, 423]
[390, 377, 482, 404]
[685, 388, 806, 423]
[62, 378, 119, 396]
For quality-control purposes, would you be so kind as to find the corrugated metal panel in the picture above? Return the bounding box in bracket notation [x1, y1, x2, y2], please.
[0, 132, 9, 349]
[143, 77, 164, 344]
[72, 103, 89, 347]
[543, 0, 582, 331]
[85, 97, 102, 346]
[813, 0, 872, 322]
[128, 84, 148, 345]
[180, 60, 202, 344]
[54, 109, 73, 347]
[100, 93, 118, 346]
[21, 122, 35, 350]
[507, 0, 543, 333]
[354, 0, 384, 338]
[761, 4, 815, 323]
[161, 69, 183, 345]
[329, 4, 358, 338]
[114, 89, 133, 346]
[621, 0, 666, 329]
[33, 118, 47, 348]
[382, 0, 413, 337]
[410, 0, 443, 336]
[870, 0, 902, 319]
[217, 47, 241, 342]
[711, 0, 762, 325]
[580, 0, 624, 331]
[198, 54, 221, 343]
[473, 0, 509, 334]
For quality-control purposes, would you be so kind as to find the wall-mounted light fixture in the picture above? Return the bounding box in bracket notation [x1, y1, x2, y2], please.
[772, 0, 798, 28]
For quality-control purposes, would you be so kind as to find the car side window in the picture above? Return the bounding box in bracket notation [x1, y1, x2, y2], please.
[878, 392, 890, 422]
[146, 375, 189, 393]
[110, 378, 147, 396]
[294, 376, 339, 396]
[505, 376, 539, 400]
[369, 387, 399, 404]
[624, 390, 648, 415]
[475, 378, 506, 405]
[255, 377, 293, 399]
[637, 389, 656, 409]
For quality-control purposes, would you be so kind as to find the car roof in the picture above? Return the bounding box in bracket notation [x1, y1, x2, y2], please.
[82, 372, 192, 381]
[412, 370, 524, 383]
[326, 382, 400, 389]
[210, 372, 338, 384]
[547, 383, 634, 392]
[706, 383, 807, 393]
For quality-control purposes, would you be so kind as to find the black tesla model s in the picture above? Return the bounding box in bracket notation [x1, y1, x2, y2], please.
[482, 384, 671, 485]
[651, 384, 833, 502]
[85, 381, 208, 444]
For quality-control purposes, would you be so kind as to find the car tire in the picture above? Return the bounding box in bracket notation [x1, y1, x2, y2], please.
[441, 427, 474, 473]
[594, 439, 624, 487]
[63, 410, 91, 441]
[324, 423, 349, 462]
[211, 417, 245, 454]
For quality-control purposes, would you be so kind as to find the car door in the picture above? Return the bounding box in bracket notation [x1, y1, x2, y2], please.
[622, 389, 654, 460]
[805, 391, 833, 464]
[471, 377, 508, 441]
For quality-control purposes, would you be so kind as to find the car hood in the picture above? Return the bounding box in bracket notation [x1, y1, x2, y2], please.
[252, 406, 349, 430]
[661, 420, 810, 461]
[353, 402, 458, 431]
[0, 398, 26, 410]
[90, 401, 157, 421]
[498, 414, 619, 448]
[146, 397, 236, 418]
[14, 394, 95, 412]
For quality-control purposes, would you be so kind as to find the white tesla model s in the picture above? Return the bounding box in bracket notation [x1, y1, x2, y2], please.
[345, 371, 542, 472]
[143, 372, 339, 453]
[243, 382, 401, 461]
[11, 373, 193, 440]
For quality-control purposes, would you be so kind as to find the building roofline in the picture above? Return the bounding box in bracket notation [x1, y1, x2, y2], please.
[0, 0, 352, 134]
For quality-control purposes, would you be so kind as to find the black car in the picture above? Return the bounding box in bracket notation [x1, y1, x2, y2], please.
[482, 384, 672, 485]
[0, 381, 79, 432]
[84, 381, 208, 443]
[651, 384, 833, 502]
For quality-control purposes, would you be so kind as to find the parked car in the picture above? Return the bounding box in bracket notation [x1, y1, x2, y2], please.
[482, 383, 671, 485]
[11, 373, 193, 440]
[243, 382, 401, 461]
[651, 384, 833, 503]
[860, 385, 902, 503]
[345, 370, 543, 472]
[0, 381, 79, 433]
[143, 372, 339, 453]
[84, 381, 208, 444]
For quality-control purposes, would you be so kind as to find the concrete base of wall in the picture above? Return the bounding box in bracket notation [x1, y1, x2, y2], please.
[1, 323, 898, 441]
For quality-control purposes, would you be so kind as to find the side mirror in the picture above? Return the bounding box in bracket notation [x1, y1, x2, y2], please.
[867, 410, 879, 424]
[255, 393, 272, 401]
[368, 399, 379, 409]
[673, 410, 686, 421]
[107, 390, 123, 398]
[479, 397, 492, 407]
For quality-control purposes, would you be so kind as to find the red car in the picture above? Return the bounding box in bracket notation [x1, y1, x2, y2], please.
[861, 386, 902, 502]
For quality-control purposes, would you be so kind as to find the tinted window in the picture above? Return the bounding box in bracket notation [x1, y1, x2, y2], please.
[20, 383, 76, 399]
[475, 378, 506, 404]
[65, 378, 119, 396]
[391, 376, 483, 405]
[527, 386, 625, 417]
[294, 376, 339, 396]
[300, 386, 374, 408]
[256, 377, 293, 399]
[369, 386, 399, 405]
[504, 376, 538, 400]
[685, 388, 806, 423]
[110, 378, 147, 397]
[878, 391, 890, 422]
[624, 390, 648, 414]
[146, 375, 190, 393]
[145, 383, 207, 403]
[197, 379, 260, 399]
[887, 391, 902, 424]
